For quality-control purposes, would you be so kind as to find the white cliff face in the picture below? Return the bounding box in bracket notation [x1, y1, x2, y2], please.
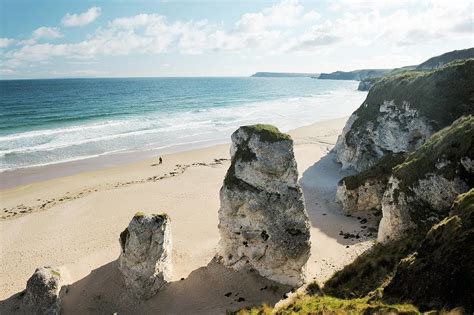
[378, 174, 470, 243]
[118, 213, 172, 299]
[336, 179, 385, 214]
[333, 113, 358, 170]
[22, 266, 63, 315]
[218, 126, 311, 287]
[335, 101, 433, 172]
[412, 175, 469, 212]
[377, 177, 416, 243]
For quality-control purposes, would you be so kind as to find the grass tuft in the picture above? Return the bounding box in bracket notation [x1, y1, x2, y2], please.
[235, 296, 420, 314]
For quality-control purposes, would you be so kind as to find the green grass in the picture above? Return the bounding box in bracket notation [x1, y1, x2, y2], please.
[240, 124, 292, 143]
[346, 59, 474, 145]
[340, 152, 406, 190]
[235, 296, 420, 315]
[451, 188, 474, 216]
[417, 48, 474, 70]
[391, 115, 474, 223]
[134, 211, 146, 218]
[50, 269, 61, 278]
[382, 189, 474, 312]
[322, 235, 423, 299]
[393, 115, 473, 188]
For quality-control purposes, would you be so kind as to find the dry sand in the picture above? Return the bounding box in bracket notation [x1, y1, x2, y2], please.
[0, 117, 376, 314]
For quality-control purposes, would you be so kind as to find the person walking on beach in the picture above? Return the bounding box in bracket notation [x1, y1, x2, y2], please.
[159, 156, 163, 164]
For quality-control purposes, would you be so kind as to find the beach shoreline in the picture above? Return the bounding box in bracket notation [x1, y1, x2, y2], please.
[0, 116, 376, 312]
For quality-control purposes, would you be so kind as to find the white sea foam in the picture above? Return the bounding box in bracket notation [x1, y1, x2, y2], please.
[0, 84, 366, 172]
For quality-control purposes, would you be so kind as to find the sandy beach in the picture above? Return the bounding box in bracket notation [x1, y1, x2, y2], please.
[0, 117, 376, 314]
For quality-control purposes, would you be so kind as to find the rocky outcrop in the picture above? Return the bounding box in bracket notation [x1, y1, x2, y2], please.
[218, 124, 311, 287]
[378, 116, 473, 242]
[335, 100, 433, 172]
[22, 266, 63, 315]
[357, 78, 376, 91]
[336, 180, 383, 214]
[318, 69, 391, 80]
[334, 59, 474, 172]
[383, 189, 474, 312]
[118, 212, 172, 299]
[336, 153, 406, 214]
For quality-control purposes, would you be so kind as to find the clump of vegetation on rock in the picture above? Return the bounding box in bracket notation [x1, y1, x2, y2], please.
[235, 295, 420, 315]
[382, 189, 474, 312]
[322, 234, 423, 299]
[240, 124, 291, 143]
[393, 115, 473, 193]
[347, 59, 474, 144]
[340, 152, 407, 191]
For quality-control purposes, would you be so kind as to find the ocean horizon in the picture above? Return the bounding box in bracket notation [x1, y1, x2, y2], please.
[0, 77, 366, 173]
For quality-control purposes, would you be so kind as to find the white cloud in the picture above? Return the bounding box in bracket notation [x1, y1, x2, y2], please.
[329, 0, 421, 11]
[236, 0, 319, 32]
[289, 0, 472, 51]
[0, 38, 15, 48]
[0, 68, 15, 74]
[61, 7, 101, 27]
[33, 27, 63, 39]
[2, 0, 472, 69]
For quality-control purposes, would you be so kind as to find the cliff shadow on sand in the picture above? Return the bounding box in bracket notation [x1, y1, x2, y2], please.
[300, 153, 379, 245]
[0, 258, 291, 315]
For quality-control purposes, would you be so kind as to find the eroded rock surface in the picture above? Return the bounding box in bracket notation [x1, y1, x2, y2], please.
[118, 213, 172, 299]
[336, 153, 406, 214]
[378, 116, 473, 242]
[382, 189, 474, 312]
[335, 101, 433, 172]
[22, 266, 63, 315]
[218, 125, 311, 287]
[334, 60, 474, 172]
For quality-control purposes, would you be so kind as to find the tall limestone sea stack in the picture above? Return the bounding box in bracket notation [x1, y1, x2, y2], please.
[118, 212, 172, 299]
[218, 124, 311, 287]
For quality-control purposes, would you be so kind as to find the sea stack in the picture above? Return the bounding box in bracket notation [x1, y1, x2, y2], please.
[118, 213, 172, 299]
[217, 124, 311, 287]
[22, 266, 63, 315]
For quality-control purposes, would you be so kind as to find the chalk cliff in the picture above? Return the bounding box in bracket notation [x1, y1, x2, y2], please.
[378, 116, 473, 242]
[334, 59, 474, 172]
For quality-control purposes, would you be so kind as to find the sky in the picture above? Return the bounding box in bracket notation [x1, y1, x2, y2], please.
[0, 0, 472, 79]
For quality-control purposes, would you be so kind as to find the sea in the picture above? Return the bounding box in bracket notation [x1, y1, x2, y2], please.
[0, 77, 366, 174]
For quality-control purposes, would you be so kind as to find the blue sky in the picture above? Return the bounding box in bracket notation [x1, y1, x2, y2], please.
[0, 0, 472, 79]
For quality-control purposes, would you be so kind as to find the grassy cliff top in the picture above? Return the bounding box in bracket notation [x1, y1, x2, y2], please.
[382, 189, 474, 311]
[240, 124, 292, 143]
[348, 59, 474, 143]
[393, 115, 473, 190]
[416, 47, 474, 70]
[451, 188, 474, 217]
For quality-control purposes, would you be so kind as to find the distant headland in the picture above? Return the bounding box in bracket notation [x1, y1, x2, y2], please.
[251, 72, 319, 77]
